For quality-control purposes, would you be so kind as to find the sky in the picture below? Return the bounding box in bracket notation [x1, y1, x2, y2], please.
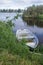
[0, 0, 43, 9]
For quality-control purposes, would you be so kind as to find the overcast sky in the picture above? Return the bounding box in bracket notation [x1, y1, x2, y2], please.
[0, 0, 43, 9]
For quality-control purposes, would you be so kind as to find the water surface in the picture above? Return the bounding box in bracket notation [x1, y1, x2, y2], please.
[0, 12, 43, 44]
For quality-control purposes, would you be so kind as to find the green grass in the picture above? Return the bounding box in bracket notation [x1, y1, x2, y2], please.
[38, 14, 43, 19]
[0, 21, 43, 65]
[0, 49, 42, 65]
[37, 14, 43, 22]
[0, 49, 43, 65]
[0, 49, 31, 65]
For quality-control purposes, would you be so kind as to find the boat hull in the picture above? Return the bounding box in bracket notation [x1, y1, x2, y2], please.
[16, 29, 39, 48]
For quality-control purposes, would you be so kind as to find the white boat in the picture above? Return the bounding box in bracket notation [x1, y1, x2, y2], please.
[16, 29, 39, 48]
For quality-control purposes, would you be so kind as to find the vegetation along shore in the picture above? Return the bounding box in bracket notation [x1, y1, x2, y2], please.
[0, 20, 43, 65]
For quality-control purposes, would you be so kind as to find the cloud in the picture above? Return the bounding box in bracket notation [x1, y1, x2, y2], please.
[0, 0, 43, 9]
[22, 0, 43, 3]
[0, 0, 11, 4]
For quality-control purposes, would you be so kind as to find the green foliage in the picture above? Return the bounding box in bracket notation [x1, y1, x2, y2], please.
[23, 5, 43, 17]
[33, 45, 43, 54]
[6, 20, 14, 27]
[0, 50, 32, 65]
[22, 5, 43, 28]
[0, 49, 42, 65]
[14, 14, 19, 20]
[0, 21, 15, 48]
[38, 45, 43, 54]
[0, 21, 43, 65]
[0, 21, 30, 58]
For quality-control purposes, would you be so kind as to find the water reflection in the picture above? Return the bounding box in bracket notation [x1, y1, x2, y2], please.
[22, 17, 43, 27]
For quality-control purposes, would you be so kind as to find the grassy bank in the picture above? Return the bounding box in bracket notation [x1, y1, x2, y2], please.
[0, 21, 43, 65]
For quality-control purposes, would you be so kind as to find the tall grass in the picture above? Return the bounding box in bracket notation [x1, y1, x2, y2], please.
[0, 21, 43, 65]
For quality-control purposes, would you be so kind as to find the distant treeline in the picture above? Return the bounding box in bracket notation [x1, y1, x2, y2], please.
[23, 5, 43, 17]
[0, 9, 23, 13]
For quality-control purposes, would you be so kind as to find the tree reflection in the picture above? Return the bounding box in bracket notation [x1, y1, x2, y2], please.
[22, 17, 43, 27]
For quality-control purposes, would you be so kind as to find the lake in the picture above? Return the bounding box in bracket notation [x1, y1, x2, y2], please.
[0, 12, 43, 44]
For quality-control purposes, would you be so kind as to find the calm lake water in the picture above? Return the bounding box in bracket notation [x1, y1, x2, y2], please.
[0, 13, 43, 44]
